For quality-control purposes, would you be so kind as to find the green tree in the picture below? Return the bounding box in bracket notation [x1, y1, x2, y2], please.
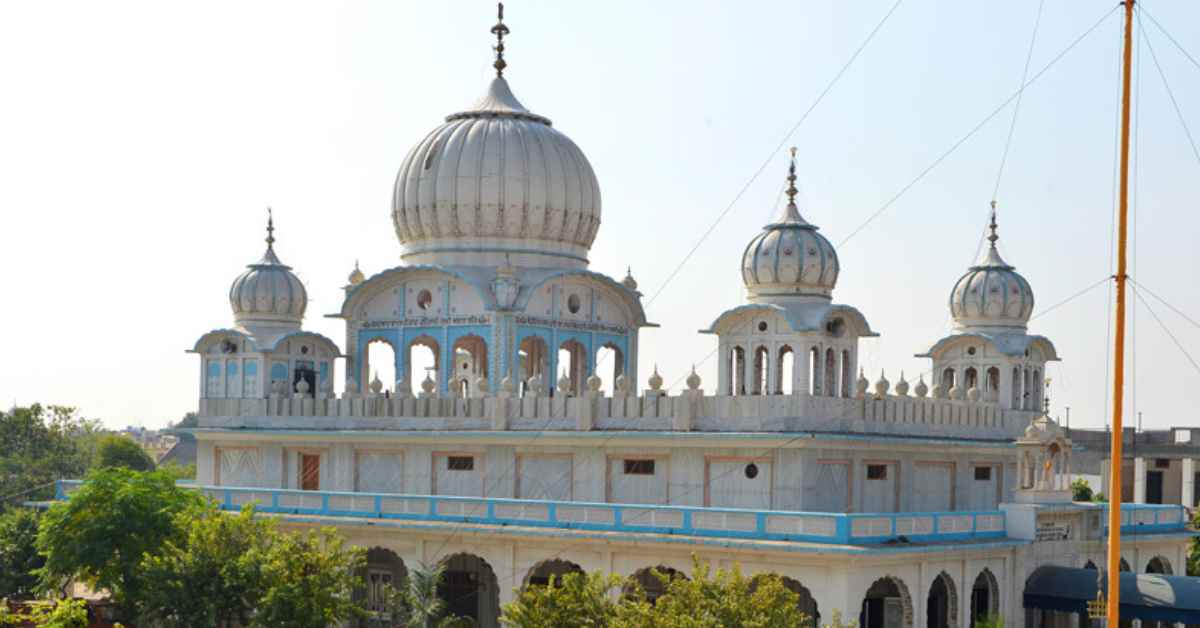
[136, 504, 274, 628]
[94, 434, 156, 472]
[1189, 511, 1199, 576]
[611, 558, 806, 628]
[501, 571, 621, 627]
[36, 468, 204, 617]
[0, 599, 88, 628]
[0, 404, 97, 503]
[1071, 478, 1093, 502]
[172, 412, 199, 429]
[0, 508, 42, 599]
[247, 526, 366, 628]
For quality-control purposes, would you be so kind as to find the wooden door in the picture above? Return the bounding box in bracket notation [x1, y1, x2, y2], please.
[299, 453, 320, 491]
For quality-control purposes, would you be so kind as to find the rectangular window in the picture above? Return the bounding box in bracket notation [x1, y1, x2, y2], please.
[1155, 458, 1171, 469]
[866, 464, 888, 480]
[447, 456, 474, 471]
[974, 466, 992, 481]
[624, 459, 655, 475]
[299, 453, 320, 491]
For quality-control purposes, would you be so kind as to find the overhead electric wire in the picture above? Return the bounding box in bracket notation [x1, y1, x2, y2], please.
[837, 4, 1120, 248]
[1132, 280, 1200, 331]
[1139, 4, 1200, 75]
[1141, 18, 1200, 169]
[642, 0, 905, 309]
[1132, 285, 1200, 378]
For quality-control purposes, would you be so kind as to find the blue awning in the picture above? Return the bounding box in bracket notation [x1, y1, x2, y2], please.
[1024, 566, 1200, 623]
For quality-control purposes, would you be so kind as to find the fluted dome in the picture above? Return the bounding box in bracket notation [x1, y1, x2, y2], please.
[949, 215, 1034, 331]
[391, 76, 600, 268]
[229, 219, 307, 327]
[741, 154, 839, 300]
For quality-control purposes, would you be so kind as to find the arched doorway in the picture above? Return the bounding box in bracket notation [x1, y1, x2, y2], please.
[364, 339, 397, 396]
[969, 568, 999, 628]
[523, 559, 584, 588]
[1146, 556, 1172, 574]
[860, 576, 912, 628]
[595, 343, 624, 396]
[625, 566, 686, 606]
[451, 334, 488, 398]
[730, 346, 746, 395]
[517, 336, 549, 395]
[407, 335, 440, 396]
[753, 346, 770, 395]
[752, 574, 819, 627]
[557, 339, 587, 396]
[357, 548, 407, 628]
[927, 572, 956, 628]
[776, 345, 795, 395]
[1119, 558, 1132, 572]
[438, 553, 500, 628]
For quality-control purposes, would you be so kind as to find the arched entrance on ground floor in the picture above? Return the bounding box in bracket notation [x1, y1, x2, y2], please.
[927, 571, 957, 628]
[438, 553, 500, 628]
[969, 568, 999, 628]
[355, 547, 407, 628]
[625, 565, 687, 606]
[751, 574, 820, 627]
[860, 576, 913, 628]
[523, 558, 584, 588]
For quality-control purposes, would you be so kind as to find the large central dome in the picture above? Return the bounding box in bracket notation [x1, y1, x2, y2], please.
[391, 76, 600, 269]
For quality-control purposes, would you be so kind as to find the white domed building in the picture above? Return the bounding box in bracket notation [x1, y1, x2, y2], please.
[917, 210, 1058, 408]
[174, 8, 1196, 628]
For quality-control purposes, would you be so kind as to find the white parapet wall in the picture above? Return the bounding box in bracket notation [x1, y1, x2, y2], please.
[198, 390, 1039, 440]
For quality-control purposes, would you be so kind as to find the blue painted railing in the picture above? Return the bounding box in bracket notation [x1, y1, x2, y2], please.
[57, 480, 1016, 545]
[1103, 503, 1191, 534]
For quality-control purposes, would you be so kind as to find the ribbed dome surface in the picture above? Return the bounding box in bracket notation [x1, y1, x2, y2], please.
[229, 246, 307, 326]
[949, 245, 1034, 331]
[392, 77, 601, 266]
[741, 202, 839, 300]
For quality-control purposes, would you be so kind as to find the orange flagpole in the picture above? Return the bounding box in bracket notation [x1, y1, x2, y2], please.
[1107, 0, 1136, 624]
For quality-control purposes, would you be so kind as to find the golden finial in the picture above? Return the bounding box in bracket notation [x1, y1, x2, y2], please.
[988, 200, 999, 248]
[786, 147, 799, 207]
[491, 3, 510, 77]
[266, 207, 275, 250]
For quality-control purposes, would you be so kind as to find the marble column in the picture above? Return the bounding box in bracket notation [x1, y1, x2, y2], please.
[1134, 457, 1147, 503]
[1182, 457, 1195, 507]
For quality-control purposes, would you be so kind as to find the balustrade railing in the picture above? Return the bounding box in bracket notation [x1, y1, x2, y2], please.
[56, 480, 1017, 545]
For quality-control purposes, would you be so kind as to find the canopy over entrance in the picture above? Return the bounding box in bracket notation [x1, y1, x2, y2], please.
[1024, 566, 1200, 623]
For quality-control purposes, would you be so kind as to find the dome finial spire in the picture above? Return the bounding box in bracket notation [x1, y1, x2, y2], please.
[265, 207, 276, 250]
[988, 200, 999, 248]
[786, 147, 799, 208]
[491, 3, 510, 77]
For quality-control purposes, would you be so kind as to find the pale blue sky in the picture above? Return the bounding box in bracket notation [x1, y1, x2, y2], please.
[1, 1, 1198, 430]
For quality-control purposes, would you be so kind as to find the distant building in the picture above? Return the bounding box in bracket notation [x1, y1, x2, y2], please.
[1071, 426, 1200, 507]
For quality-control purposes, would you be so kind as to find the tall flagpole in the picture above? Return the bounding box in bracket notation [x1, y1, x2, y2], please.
[1107, 0, 1136, 623]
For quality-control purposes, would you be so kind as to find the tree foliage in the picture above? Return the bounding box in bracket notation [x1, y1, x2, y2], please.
[1189, 510, 1199, 577]
[94, 435, 156, 472]
[0, 404, 97, 503]
[245, 526, 365, 628]
[136, 504, 273, 628]
[501, 571, 621, 628]
[1070, 478, 1093, 502]
[0, 598, 89, 628]
[0, 508, 42, 600]
[501, 558, 808, 628]
[36, 468, 204, 616]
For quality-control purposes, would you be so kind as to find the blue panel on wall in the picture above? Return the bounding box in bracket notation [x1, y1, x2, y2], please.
[207, 361, 220, 377]
[244, 360, 258, 376]
[226, 361, 238, 376]
[319, 361, 329, 383]
[270, 362, 288, 381]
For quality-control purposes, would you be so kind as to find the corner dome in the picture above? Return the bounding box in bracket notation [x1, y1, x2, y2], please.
[741, 152, 839, 301]
[949, 211, 1034, 332]
[391, 74, 600, 269]
[229, 215, 307, 328]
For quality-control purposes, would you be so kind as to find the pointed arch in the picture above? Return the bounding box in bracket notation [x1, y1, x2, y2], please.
[523, 559, 584, 588]
[437, 552, 500, 627]
[860, 575, 913, 628]
[969, 568, 999, 628]
[927, 571, 958, 628]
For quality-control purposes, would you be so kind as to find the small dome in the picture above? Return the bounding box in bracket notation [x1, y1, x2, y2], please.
[229, 215, 307, 327]
[621, 267, 638, 291]
[741, 152, 839, 300]
[950, 211, 1034, 331]
[347, 261, 365, 286]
